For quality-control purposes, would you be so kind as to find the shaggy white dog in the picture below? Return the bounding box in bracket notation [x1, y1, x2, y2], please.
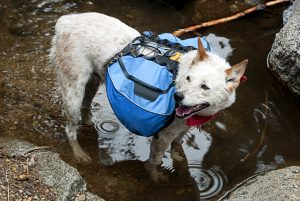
[50, 12, 247, 182]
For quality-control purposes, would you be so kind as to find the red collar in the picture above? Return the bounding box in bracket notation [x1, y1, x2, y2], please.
[186, 114, 217, 127]
[240, 75, 247, 83]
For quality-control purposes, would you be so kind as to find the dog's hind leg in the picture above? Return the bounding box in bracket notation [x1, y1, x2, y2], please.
[51, 33, 94, 162]
[81, 72, 101, 126]
[61, 72, 93, 162]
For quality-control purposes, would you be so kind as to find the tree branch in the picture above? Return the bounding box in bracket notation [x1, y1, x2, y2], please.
[173, 0, 290, 36]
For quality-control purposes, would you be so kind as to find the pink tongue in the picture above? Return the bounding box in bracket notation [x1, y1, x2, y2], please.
[176, 105, 193, 116]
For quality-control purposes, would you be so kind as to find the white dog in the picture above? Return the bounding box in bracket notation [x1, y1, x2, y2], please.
[50, 12, 247, 182]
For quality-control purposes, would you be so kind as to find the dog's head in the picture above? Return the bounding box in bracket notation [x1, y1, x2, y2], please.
[175, 37, 247, 119]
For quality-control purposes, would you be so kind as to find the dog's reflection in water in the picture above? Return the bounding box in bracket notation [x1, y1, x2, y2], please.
[96, 121, 226, 200]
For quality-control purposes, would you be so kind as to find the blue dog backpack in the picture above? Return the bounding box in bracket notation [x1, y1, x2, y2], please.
[106, 32, 211, 137]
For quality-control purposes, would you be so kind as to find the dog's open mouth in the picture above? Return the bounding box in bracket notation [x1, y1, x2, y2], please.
[175, 103, 210, 119]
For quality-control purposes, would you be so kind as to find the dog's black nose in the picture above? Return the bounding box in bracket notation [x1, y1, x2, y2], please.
[174, 92, 184, 102]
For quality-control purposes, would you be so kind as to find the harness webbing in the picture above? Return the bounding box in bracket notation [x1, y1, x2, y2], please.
[109, 33, 199, 94]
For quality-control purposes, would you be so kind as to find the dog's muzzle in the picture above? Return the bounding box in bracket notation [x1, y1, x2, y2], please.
[174, 92, 184, 103]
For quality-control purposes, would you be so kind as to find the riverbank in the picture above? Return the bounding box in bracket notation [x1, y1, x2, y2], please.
[0, 137, 104, 201]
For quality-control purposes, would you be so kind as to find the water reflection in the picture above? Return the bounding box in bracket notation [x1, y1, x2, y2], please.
[190, 165, 227, 199]
[252, 100, 287, 173]
[206, 33, 233, 59]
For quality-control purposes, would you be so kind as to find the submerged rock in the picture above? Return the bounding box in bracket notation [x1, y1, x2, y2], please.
[222, 166, 300, 201]
[268, 1, 300, 98]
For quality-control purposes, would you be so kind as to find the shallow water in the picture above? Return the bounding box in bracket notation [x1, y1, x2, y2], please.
[0, 0, 299, 200]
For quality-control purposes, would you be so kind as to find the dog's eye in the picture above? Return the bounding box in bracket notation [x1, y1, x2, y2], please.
[226, 78, 235, 82]
[201, 84, 210, 90]
[186, 76, 191, 82]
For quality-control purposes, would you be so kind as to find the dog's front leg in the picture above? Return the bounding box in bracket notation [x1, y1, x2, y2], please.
[146, 133, 173, 183]
[145, 121, 188, 183]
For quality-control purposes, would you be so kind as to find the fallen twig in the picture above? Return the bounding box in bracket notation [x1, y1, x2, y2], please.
[173, 0, 290, 36]
[218, 90, 270, 197]
[217, 171, 267, 201]
[20, 146, 50, 156]
[26, 158, 29, 176]
[240, 121, 268, 162]
[240, 91, 269, 163]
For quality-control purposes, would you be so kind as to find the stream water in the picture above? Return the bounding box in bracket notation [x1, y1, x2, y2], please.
[0, 0, 299, 200]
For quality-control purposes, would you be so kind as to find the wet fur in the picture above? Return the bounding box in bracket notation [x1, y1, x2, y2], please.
[50, 12, 247, 182]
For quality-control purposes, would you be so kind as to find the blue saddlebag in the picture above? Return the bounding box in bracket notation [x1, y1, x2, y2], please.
[106, 32, 210, 137]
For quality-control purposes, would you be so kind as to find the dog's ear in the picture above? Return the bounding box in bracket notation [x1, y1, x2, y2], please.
[225, 59, 248, 91]
[193, 37, 208, 64]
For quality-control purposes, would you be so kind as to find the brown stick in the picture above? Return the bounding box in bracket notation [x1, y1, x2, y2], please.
[221, 91, 270, 183]
[240, 91, 269, 163]
[20, 146, 50, 156]
[217, 171, 267, 201]
[26, 158, 30, 176]
[173, 0, 290, 36]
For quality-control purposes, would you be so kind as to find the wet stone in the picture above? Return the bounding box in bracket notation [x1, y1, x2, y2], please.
[269, 0, 300, 98]
[0, 138, 105, 201]
[222, 166, 300, 201]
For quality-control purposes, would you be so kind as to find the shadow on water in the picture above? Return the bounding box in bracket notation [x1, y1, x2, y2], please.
[0, 0, 299, 200]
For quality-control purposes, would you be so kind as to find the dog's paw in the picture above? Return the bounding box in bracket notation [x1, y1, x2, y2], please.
[70, 141, 92, 163]
[145, 162, 168, 183]
[171, 150, 185, 162]
[74, 149, 92, 163]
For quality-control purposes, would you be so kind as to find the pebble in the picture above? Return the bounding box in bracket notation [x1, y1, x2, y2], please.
[29, 156, 36, 166]
[75, 194, 86, 201]
[229, 4, 239, 13]
[25, 190, 32, 196]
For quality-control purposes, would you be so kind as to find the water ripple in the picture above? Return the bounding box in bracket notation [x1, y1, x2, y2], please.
[189, 165, 227, 199]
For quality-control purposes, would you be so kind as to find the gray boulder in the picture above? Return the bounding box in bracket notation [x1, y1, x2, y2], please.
[0, 137, 104, 201]
[221, 166, 300, 201]
[268, 1, 300, 98]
